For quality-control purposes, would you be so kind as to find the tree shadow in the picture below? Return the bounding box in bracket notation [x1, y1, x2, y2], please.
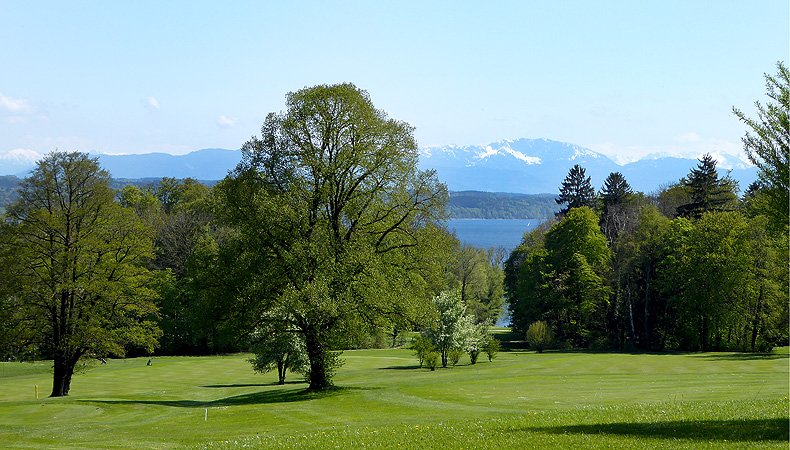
[82, 386, 374, 408]
[690, 352, 788, 361]
[529, 418, 788, 442]
[203, 381, 303, 388]
[379, 364, 422, 370]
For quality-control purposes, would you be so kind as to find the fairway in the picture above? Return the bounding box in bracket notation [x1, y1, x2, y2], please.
[0, 348, 787, 449]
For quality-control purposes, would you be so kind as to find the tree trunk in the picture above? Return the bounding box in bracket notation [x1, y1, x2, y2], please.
[50, 351, 81, 397]
[304, 327, 329, 391]
[277, 360, 285, 385]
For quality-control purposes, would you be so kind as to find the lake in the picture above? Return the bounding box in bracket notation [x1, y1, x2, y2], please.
[447, 219, 541, 252]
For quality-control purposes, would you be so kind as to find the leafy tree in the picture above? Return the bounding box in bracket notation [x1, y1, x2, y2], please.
[482, 335, 500, 362]
[525, 320, 553, 353]
[733, 62, 789, 236]
[209, 83, 450, 390]
[249, 323, 307, 385]
[422, 290, 477, 368]
[0, 152, 161, 396]
[448, 244, 505, 325]
[676, 154, 737, 219]
[555, 164, 596, 217]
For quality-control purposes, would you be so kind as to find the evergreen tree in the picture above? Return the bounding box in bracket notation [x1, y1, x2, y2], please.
[555, 164, 596, 217]
[600, 172, 633, 211]
[676, 154, 737, 219]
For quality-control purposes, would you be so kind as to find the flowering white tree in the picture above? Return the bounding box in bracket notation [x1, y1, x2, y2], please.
[423, 290, 479, 368]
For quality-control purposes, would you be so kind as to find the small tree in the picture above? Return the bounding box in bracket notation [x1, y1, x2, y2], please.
[424, 351, 439, 371]
[411, 335, 435, 368]
[468, 323, 491, 365]
[526, 321, 554, 353]
[423, 290, 477, 368]
[249, 327, 307, 385]
[483, 336, 501, 362]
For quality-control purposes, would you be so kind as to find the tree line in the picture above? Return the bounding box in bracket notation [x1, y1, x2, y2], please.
[506, 63, 789, 352]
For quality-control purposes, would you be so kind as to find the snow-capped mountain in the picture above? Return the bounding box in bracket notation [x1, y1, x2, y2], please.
[419, 138, 758, 194]
[1, 139, 758, 195]
[0, 149, 43, 175]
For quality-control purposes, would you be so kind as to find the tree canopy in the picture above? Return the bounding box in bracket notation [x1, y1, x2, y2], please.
[206, 83, 451, 390]
[555, 164, 596, 217]
[0, 152, 161, 396]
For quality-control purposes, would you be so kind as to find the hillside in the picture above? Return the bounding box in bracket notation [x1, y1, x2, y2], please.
[449, 191, 558, 219]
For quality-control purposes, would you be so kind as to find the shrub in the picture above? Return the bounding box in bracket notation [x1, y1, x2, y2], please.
[448, 348, 463, 366]
[411, 335, 435, 368]
[526, 321, 553, 353]
[469, 349, 480, 365]
[483, 336, 501, 361]
[424, 351, 439, 371]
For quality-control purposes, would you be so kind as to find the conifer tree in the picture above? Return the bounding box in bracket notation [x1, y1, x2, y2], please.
[676, 154, 737, 219]
[555, 164, 596, 217]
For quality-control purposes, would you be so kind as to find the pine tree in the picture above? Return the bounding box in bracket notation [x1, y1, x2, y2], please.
[676, 154, 737, 219]
[600, 172, 633, 212]
[556, 164, 596, 217]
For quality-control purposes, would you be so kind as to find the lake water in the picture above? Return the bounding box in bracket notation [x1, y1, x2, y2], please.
[447, 219, 541, 252]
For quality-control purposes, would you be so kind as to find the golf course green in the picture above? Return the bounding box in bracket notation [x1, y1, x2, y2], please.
[0, 345, 787, 449]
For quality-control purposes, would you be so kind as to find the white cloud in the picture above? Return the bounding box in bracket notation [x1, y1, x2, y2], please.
[0, 93, 35, 115]
[216, 115, 238, 128]
[674, 132, 701, 143]
[0, 93, 37, 123]
[146, 96, 160, 111]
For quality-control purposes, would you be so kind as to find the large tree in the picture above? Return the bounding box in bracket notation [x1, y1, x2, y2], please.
[0, 152, 161, 396]
[556, 164, 596, 217]
[209, 83, 450, 390]
[733, 62, 789, 235]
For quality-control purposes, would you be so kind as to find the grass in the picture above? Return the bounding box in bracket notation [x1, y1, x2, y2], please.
[0, 346, 786, 449]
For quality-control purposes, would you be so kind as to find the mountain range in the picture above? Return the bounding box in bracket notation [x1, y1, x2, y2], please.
[0, 139, 758, 194]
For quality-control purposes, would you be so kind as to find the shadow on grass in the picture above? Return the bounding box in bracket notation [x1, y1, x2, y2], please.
[379, 364, 422, 370]
[530, 418, 789, 442]
[689, 352, 788, 361]
[203, 381, 303, 388]
[82, 386, 375, 408]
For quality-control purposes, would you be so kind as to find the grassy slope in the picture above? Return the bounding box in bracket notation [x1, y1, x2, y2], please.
[0, 348, 787, 449]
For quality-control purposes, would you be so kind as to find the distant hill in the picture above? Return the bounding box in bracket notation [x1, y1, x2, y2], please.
[449, 191, 558, 219]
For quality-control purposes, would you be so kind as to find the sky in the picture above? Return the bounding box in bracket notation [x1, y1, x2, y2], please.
[1, 1, 787, 165]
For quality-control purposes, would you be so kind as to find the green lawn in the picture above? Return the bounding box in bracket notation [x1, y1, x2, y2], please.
[0, 347, 787, 449]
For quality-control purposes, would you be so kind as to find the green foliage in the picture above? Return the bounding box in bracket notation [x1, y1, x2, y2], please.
[733, 61, 789, 236]
[0, 152, 161, 396]
[249, 327, 307, 385]
[423, 350, 439, 371]
[446, 244, 506, 325]
[448, 191, 559, 219]
[448, 347, 463, 366]
[206, 83, 450, 390]
[410, 335, 435, 368]
[525, 321, 554, 353]
[483, 335, 500, 361]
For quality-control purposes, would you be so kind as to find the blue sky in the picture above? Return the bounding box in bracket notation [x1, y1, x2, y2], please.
[1, 1, 787, 164]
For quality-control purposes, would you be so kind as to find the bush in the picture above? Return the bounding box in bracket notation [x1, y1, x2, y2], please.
[469, 349, 480, 365]
[448, 348, 463, 366]
[424, 351, 439, 371]
[411, 335, 435, 368]
[526, 321, 553, 353]
[483, 336, 501, 361]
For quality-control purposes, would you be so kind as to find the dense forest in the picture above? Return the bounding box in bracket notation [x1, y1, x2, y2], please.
[448, 191, 558, 219]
